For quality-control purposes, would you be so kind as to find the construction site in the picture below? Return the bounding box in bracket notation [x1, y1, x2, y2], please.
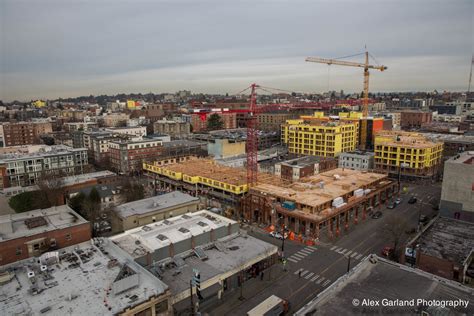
[242, 168, 397, 241]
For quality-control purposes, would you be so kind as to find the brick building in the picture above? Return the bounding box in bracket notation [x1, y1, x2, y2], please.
[190, 113, 237, 132]
[274, 156, 337, 182]
[0, 121, 53, 147]
[0, 205, 91, 266]
[109, 139, 162, 175]
[153, 119, 190, 138]
[400, 110, 432, 129]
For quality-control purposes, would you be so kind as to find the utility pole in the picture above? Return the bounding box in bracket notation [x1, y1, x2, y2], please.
[347, 255, 351, 272]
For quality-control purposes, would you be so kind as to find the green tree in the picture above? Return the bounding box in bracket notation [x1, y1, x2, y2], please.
[9, 191, 50, 213]
[89, 187, 101, 205]
[206, 113, 224, 131]
[122, 181, 145, 203]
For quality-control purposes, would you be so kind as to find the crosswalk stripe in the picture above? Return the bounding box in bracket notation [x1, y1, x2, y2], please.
[296, 250, 310, 256]
[355, 254, 363, 260]
[316, 277, 325, 284]
[350, 252, 358, 258]
[307, 246, 318, 250]
[335, 247, 342, 252]
[346, 250, 353, 256]
[330, 246, 337, 251]
[300, 249, 313, 254]
[287, 257, 298, 263]
[293, 253, 306, 259]
[289, 256, 301, 261]
[305, 272, 314, 279]
[294, 268, 303, 275]
[311, 275, 319, 282]
[340, 249, 348, 255]
[322, 279, 331, 287]
[300, 270, 309, 277]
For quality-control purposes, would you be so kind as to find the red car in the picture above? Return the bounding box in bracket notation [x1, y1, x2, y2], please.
[382, 246, 394, 257]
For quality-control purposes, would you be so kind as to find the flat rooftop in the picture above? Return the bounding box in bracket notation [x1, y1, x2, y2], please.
[115, 191, 199, 219]
[61, 170, 116, 187]
[0, 239, 168, 316]
[110, 210, 235, 258]
[278, 155, 322, 168]
[0, 145, 87, 162]
[0, 205, 88, 242]
[252, 168, 388, 209]
[296, 256, 474, 315]
[163, 140, 206, 148]
[412, 217, 474, 265]
[375, 131, 442, 149]
[152, 157, 280, 186]
[159, 232, 278, 302]
[445, 151, 474, 165]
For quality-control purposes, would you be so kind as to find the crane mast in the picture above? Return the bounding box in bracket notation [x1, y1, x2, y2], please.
[246, 83, 259, 187]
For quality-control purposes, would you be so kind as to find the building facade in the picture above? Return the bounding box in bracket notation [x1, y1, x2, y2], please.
[108, 139, 162, 174]
[0, 121, 53, 147]
[153, 119, 191, 138]
[0, 205, 91, 265]
[440, 151, 474, 222]
[374, 131, 443, 179]
[281, 119, 358, 157]
[190, 113, 237, 132]
[0, 145, 88, 189]
[400, 111, 432, 129]
[338, 151, 375, 171]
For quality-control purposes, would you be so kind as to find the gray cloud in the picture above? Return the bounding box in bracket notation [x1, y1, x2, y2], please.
[1, 0, 472, 101]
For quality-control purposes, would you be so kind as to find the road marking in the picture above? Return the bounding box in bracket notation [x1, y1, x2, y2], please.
[300, 270, 309, 277]
[335, 247, 342, 252]
[316, 277, 325, 284]
[296, 250, 310, 256]
[322, 279, 331, 287]
[288, 256, 301, 261]
[330, 246, 337, 251]
[355, 254, 363, 260]
[311, 275, 319, 282]
[340, 249, 348, 255]
[351, 252, 358, 258]
[294, 268, 303, 275]
[305, 272, 314, 279]
[345, 250, 353, 256]
[300, 248, 313, 254]
[307, 246, 318, 250]
[287, 257, 298, 263]
[292, 253, 306, 259]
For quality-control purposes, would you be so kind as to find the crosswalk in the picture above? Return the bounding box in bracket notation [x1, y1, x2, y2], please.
[329, 245, 364, 260]
[287, 246, 317, 263]
[294, 268, 332, 288]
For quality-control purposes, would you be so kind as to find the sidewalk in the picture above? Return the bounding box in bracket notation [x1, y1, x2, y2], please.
[200, 264, 288, 315]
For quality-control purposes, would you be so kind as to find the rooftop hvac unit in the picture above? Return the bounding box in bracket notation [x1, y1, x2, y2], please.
[332, 197, 344, 207]
[40, 265, 48, 272]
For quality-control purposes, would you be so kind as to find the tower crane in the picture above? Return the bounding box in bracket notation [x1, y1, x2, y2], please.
[305, 51, 387, 117]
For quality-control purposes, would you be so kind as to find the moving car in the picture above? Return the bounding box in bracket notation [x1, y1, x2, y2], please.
[408, 196, 417, 204]
[247, 295, 289, 316]
[394, 198, 402, 205]
[371, 211, 383, 219]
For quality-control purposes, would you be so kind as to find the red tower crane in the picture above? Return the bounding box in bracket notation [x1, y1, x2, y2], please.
[246, 83, 259, 187]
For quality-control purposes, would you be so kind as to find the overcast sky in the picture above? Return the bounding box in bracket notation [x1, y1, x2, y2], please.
[0, 0, 472, 101]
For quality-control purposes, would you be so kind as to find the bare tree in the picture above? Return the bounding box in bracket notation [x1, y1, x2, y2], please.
[382, 216, 409, 262]
[36, 171, 65, 207]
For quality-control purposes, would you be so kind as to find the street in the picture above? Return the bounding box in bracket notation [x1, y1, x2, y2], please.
[203, 182, 441, 315]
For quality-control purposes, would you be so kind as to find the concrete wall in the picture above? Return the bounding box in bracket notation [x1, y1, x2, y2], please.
[440, 159, 474, 215]
[207, 139, 246, 159]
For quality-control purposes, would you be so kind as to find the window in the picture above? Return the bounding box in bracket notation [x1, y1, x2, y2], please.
[155, 300, 168, 313]
[16, 247, 22, 256]
[65, 233, 72, 241]
[33, 243, 40, 250]
[50, 238, 57, 247]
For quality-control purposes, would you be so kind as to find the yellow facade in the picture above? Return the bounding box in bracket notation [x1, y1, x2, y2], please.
[281, 119, 358, 157]
[33, 100, 46, 108]
[374, 131, 443, 175]
[127, 100, 136, 109]
[143, 162, 248, 194]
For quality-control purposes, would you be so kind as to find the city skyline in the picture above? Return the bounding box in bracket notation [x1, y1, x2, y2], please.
[1, 0, 472, 102]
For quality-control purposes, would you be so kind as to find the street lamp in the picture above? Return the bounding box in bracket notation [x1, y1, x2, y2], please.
[279, 216, 287, 258]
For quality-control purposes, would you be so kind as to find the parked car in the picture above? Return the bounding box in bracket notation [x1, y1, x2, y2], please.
[381, 246, 394, 257]
[387, 202, 395, 209]
[371, 211, 383, 219]
[394, 198, 402, 205]
[408, 196, 417, 204]
[270, 231, 284, 239]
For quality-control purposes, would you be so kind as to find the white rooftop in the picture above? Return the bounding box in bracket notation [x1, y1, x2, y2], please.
[60, 170, 116, 187]
[115, 191, 199, 219]
[0, 145, 87, 162]
[0, 205, 88, 242]
[0, 239, 169, 316]
[110, 210, 234, 258]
